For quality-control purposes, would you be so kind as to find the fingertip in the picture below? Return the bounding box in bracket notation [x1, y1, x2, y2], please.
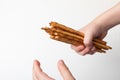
[80, 46, 97, 56]
[91, 46, 96, 52]
[58, 59, 65, 68]
[80, 47, 91, 56]
[33, 59, 40, 66]
[33, 59, 38, 63]
[71, 45, 85, 53]
[58, 59, 63, 64]
[33, 59, 42, 73]
[57, 59, 69, 72]
[59, 59, 64, 63]
[88, 46, 96, 55]
[77, 45, 85, 51]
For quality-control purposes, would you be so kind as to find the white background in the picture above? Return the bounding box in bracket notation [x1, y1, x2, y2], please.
[0, 0, 120, 80]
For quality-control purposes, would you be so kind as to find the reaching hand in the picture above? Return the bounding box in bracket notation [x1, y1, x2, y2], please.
[33, 60, 75, 80]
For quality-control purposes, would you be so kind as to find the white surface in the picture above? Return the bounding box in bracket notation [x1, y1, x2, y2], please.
[0, 0, 120, 80]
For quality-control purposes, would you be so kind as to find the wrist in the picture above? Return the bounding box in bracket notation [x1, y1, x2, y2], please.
[89, 20, 105, 32]
[91, 18, 111, 32]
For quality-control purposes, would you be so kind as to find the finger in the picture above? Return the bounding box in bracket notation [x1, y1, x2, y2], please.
[88, 46, 96, 55]
[33, 72, 37, 80]
[71, 45, 90, 56]
[80, 47, 91, 56]
[32, 61, 38, 80]
[91, 46, 96, 53]
[33, 60, 55, 80]
[84, 31, 93, 49]
[57, 60, 75, 80]
[78, 31, 94, 55]
[71, 45, 85, 52]
[80, 45, 96, 55]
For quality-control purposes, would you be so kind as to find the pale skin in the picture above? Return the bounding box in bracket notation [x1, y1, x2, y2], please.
[71, 2, 120, 56]
[32, 2, 120, 80]
[33, 60, 75, 80]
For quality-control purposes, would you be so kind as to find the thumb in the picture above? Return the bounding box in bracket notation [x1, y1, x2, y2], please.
[84, 31, 93, 49]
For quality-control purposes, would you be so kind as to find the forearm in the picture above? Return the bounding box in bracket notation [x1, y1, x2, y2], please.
[92, 2, 120, 31]
[71, 2, 120, 55]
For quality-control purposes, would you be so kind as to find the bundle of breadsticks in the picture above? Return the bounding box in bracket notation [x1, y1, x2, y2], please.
[41, 22, 112, 53]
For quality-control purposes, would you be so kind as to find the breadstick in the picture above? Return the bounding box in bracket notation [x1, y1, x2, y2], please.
[50, 22, 107, 45]
[42, 27, 110, 50]
[51, 28, 110, 50]
[51, 35, 105, 53]
[41, 22, 112, 53]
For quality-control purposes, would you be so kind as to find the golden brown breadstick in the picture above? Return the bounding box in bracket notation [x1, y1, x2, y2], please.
[50, 22, 107, 45]
[41, 21, 112, 53]
[51, 28, 111, 50]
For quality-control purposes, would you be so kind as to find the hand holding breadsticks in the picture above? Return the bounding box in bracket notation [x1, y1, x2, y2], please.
[42, 22, 112, 55]
[71, 2, 120, 55]
[71, 23, 108, 55]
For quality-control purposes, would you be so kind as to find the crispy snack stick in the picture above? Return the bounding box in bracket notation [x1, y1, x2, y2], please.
[44, 27, 110, 50]
[50, 22, 107, 45]
[41, 21, 112, 53]
[51, 35, 106, 53]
